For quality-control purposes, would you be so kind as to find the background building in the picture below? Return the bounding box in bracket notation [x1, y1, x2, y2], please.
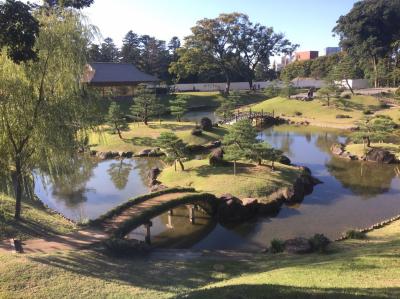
[294, 51, 319, 61]
[325, 47, 341, 56]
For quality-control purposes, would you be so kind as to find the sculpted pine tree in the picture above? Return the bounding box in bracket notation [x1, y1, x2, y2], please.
[106, 102, 128, 139]
[169, 95, 189, 122]
[0, 9, 95, 219]
[156, 132, 187, 171]
[130, 85, 158, 125]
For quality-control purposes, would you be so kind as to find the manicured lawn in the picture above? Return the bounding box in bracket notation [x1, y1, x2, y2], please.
[0, 194, 76, 241]
[89, 121, 228, 153]
[159, 159, 302, 200]
[251, 95, 382, 128]
[175, 91, 267, 109]
[346, 143, 400, 160]
[1, 219, 400, 298]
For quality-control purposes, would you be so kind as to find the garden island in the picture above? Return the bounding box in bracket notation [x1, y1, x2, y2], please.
[1, 0, 400, 298]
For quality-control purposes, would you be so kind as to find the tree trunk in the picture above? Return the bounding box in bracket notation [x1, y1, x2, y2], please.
[12, 157, 23, 220]
[373, 56, 378, 88]
[174, 160, 177, 172]
[271, 160, 275, 171]
[177, 159, 185, 171]
[248, 78, 253, 90]
[327, 96, 330, 107]
[233, 160, 236, 176]
[144, 116, 148, 126]
[345, 79, 354, 95]
[258, 158, 262, 166]
[116, 127, 123, 139]
[225, 75, 231, 95]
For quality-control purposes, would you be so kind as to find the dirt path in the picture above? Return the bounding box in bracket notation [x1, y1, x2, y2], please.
[0, 192, 196, 255]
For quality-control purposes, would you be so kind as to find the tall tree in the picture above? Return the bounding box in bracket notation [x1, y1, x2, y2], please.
[120, 30, 140, 64]
[43, 0, 94, 8]
[0, 9, 95, 219]
[0, 0, 39, 63]
[87, 43, 102, 62]
[333, 0, 400, 87]
[99, 37, 120, 62]
[234, 15, 298, 88]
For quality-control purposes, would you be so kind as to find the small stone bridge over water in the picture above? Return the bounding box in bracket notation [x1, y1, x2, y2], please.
[221, 109, 282, 126]
[91, 188, 217, 242]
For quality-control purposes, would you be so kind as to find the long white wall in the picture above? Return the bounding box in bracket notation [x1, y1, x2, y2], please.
[173, 78, 369, 92]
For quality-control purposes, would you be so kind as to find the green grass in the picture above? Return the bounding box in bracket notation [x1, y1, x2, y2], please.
[345, 143, 400, 160]
[89, 121, 228, 153]
[0, 194, 76, 241]
[376, 107, 400, 124]
[251, 95, 383, 128]
[159, 159, 302, 200]
[175, 91, 266, 109]
[1, 219, 400, 298]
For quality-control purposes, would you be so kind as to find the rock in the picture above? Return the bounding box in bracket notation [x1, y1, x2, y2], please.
[331, 143, 345, 156]
[284, 237, 312, 254]
[278, 155, 291, 165]
[204, 140, 222, 150]
[149, 167, 161, 181]
[150, 184, 168, 192]
[90, 150, 97, 156]
[119, 151, 133, 158]
[241, 197, 258, 206]
[209, 148, 225, 166]
[200, 117, 213, 131]
[186, 144, 206, 154]
[365, 148, 397, 164]
[135, 148, 162, 157]
[150, 179, 161, 186]
[96, 151, 119, 160]
[219, 193, 238, 202]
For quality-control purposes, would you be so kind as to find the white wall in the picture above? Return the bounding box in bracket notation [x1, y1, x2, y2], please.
[335, 79, 369, 90]
[291, 78, 325, 88]
[174, 81, 281, 92]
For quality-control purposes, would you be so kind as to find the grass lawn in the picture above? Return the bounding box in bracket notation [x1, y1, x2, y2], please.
[1, 218, 400, 298]
[158, 159, 302, 200]
[175, 91, 267, 109]
[346, 143, 400, 160]
[0, 194, 76, 241]
[89, 121, 228, 153]
[376, 107, 400, 124]
[251, 95, 383, 128]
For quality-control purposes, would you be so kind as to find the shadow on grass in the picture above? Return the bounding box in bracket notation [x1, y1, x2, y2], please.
[177, 284, 399, 299]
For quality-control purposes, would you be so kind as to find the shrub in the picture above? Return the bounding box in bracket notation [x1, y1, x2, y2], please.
[309, 234, 331, 252]
[363, 109, 372, 115]
[336, 114, 352, 119]
[103, 238, 149, 257]
[345, 229, 366, 239]
[380, 102, 389, 109]
[395, 87, 400, 97]
[200, 117, 213, 131]
[264, 85, 280, 98]
[342, 94, 351, 99]
[294, 111, 302, 116]
[270, 238, 285, 253]
[191, 129, 203, 136]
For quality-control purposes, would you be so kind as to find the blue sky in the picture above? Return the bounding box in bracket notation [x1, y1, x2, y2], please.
[29, 0, 359, 54]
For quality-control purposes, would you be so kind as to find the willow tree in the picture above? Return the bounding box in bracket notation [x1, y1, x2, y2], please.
[0, 9, 95, 219]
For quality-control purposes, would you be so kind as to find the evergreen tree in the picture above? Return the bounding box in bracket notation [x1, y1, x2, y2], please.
[130, 85, 158, 125]
[156, 132, 187, 171]
[106, 102, 128, 139]
[169, 95, 189, 122]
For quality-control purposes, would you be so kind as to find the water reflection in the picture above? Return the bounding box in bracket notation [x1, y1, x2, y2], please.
[34, 156, 163, 221]
[127, 205, 216, 248]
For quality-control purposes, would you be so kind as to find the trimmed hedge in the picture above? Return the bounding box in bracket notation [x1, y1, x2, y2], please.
[89, 187, 196, 226]
[112, 193, 217, 238]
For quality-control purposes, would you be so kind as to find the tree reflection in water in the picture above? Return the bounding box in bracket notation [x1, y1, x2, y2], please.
[107, 159, 133, 190]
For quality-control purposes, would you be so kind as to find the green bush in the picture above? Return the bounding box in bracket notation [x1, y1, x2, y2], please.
[342, 94, 351, 99]
[395, 87, 400, 97]
[264, 85, 280, 99]
[309, 234, 331, 252]
[345, 229, 366, 239]
[270, 238, 285, 253]
[336, 114, 352, 119]
[294, 111, 303, 116]
[363, 109, 372, 115]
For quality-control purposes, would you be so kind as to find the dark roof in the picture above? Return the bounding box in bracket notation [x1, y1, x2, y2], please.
[84, 63, 159, 85]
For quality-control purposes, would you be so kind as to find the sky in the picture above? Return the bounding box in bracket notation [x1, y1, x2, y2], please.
[28, 0, 359, 55]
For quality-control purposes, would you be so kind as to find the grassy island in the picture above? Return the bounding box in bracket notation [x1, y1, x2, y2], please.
[159, 159, 302, 200]
[251, 95, 383, 129]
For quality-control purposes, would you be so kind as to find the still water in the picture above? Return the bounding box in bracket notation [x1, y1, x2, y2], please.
[31, 125, 400, 250]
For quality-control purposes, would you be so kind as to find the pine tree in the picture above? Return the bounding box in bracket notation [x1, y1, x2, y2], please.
[106, 102, 127, 139]
[156, 132, 187, 171]
[169, 95, 189, 122]
[130, 85, 158, 125]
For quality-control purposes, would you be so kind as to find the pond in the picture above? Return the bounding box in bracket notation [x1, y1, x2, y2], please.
[19, 124, 400, 250]
[34, 157, 163, 221]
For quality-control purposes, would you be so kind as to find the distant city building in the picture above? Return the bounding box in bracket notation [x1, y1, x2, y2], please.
[325, 47, 341, 56]
[275, 55, 292, 71]
[294, 51, 319, 61]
